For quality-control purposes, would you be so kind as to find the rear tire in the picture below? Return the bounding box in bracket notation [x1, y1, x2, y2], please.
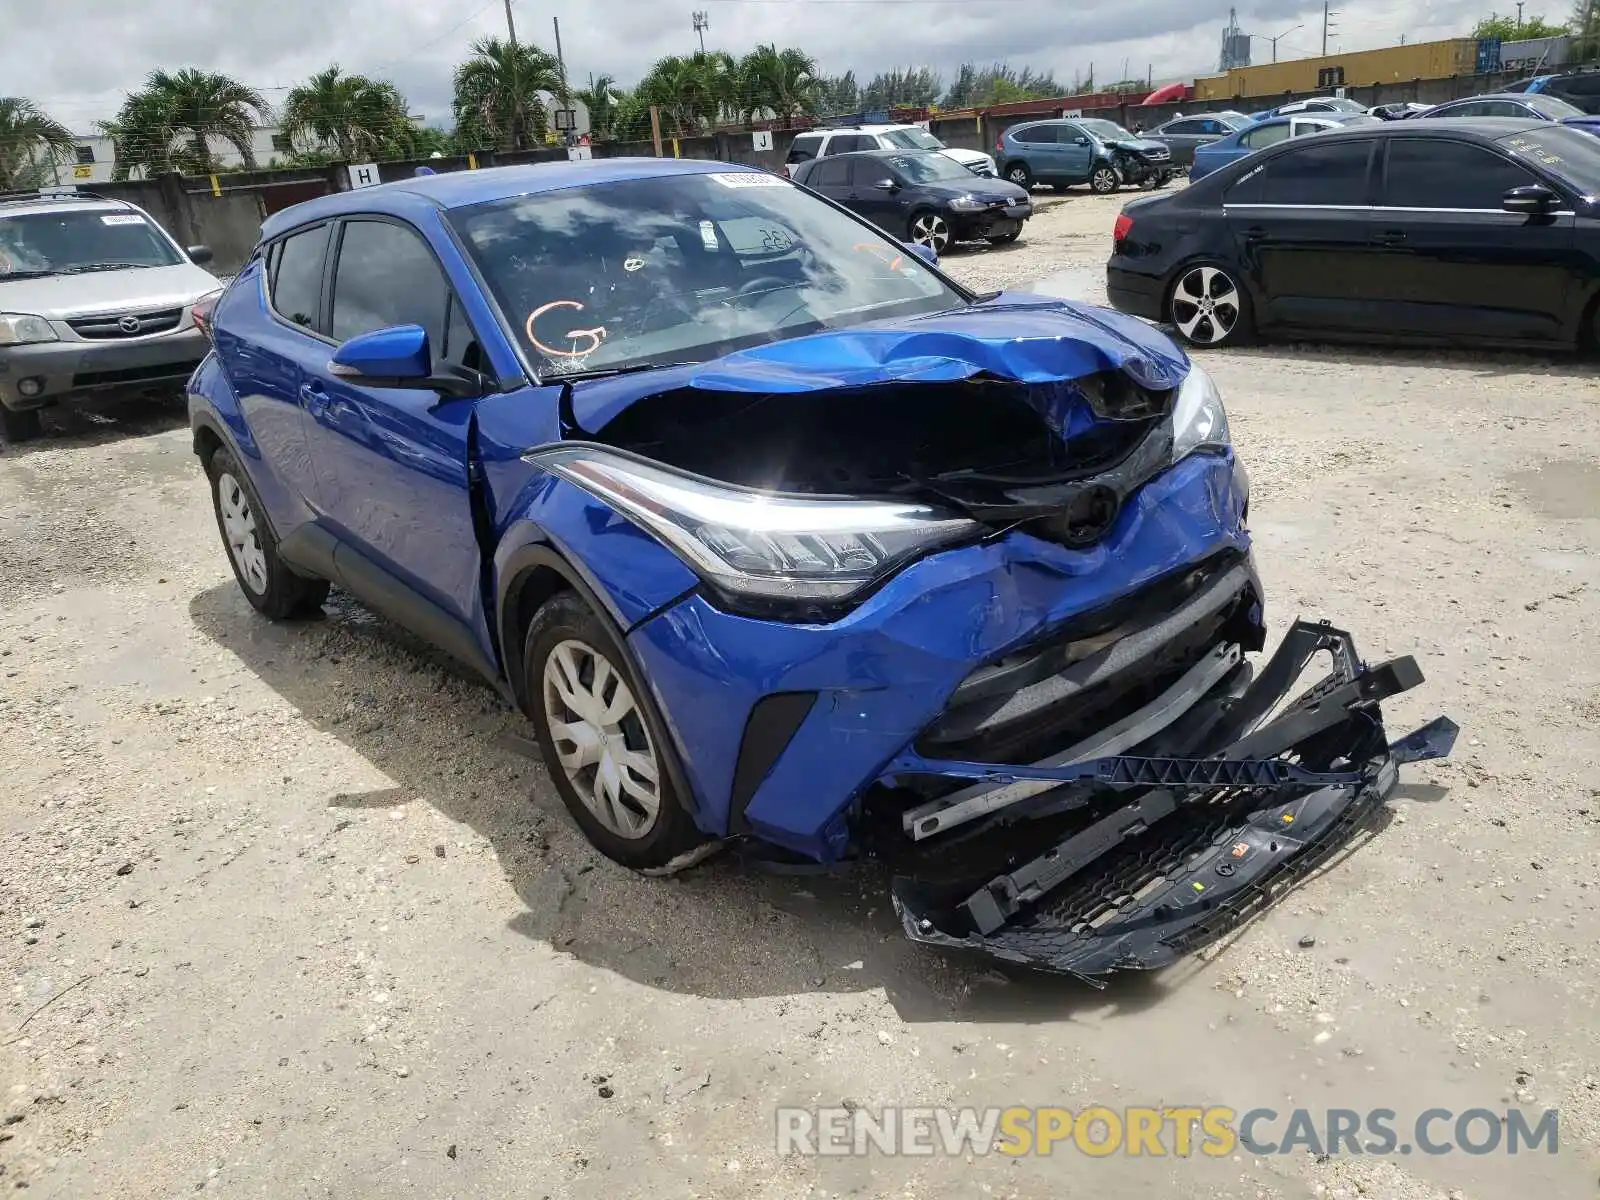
[1004, 162, 1033, 189]
[1167, 261, 1253, 349]
[0, 405, 42, 444]
[206, 446, 330, 619]
[523, 591, 704, 870]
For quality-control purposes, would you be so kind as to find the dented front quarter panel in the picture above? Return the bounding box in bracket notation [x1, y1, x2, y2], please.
[627, 449, 1251, 859]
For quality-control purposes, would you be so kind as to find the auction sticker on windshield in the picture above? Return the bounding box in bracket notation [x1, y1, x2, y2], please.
[708, 172, 789, 188]
[100, 214, 147, 226]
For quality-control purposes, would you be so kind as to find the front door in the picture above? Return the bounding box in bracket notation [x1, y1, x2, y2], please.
[1055, 123, 1094, 182]
[1365, 135, 1577, 342]
[301, 216, 494, 666]
[1224, 136, 1382, 333]
[848, 159, 911, 232]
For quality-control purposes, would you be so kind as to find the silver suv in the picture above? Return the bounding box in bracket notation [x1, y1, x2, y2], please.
[0, 194, 223, 442]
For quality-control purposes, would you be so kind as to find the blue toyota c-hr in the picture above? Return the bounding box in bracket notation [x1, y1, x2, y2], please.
[187, 157, 1447, 977]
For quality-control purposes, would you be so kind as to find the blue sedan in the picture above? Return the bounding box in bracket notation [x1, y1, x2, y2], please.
[1190, 112, 1379, 181]
[185, 156, 1443, 976]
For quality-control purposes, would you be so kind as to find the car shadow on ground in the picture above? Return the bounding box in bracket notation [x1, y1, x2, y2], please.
[1190, 341, 1596, 378]
[188, 579, 1373, 1022]
[0, 389, 188, 458]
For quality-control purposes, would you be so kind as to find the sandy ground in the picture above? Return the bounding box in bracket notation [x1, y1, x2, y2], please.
[1, 188, 1597, 1200]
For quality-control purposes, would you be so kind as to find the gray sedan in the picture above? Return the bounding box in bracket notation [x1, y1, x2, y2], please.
[1142, 113, 1250, 166]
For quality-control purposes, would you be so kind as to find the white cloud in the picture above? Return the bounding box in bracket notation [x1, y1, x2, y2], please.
[14, 0, 1495, 132]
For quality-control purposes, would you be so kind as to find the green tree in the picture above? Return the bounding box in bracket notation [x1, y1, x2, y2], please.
[943, 63, 1064, 109]
[632, 51, 739, 134]
[736, 44, 819, 123]
[0, 98, 76, 191]
[1471, 11, 1569, 37]
[281, 66, 414, 162]
[860, 67, 943, 110]
[452, 36, 569, 151]
[1571, 0, 1598, 55]
[811, 71, 859, 116]
[574, 73, 622, 139]
[100, 69, 271, 179]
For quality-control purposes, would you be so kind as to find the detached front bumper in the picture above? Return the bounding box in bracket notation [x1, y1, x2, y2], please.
[0, 328, 207, 411]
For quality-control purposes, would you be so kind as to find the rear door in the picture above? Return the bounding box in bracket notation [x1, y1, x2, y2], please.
[302, 215, 494, 664]
[805, 156, 855, 207]
[1154, 118, 1205, 165]
[1224, 135, 1381, 333]
[1011, 124, 1066, 181]
[1365, 135, 1576, 341]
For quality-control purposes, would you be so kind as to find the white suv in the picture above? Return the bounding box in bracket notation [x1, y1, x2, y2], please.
[0, 195, 222, 442]
[785, 125, 996, 179]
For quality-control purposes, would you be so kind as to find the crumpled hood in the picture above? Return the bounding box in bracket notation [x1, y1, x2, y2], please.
[570, 293, 1189, 432]
[1105, 138, 1168, 154]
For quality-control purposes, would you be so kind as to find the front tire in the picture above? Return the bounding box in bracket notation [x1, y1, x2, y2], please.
[1168, 262, 1252, 348]
[524, 591, 703, 870]
[1090, 164, 1120, 194]
[0, 405, 42, 444]
[206, 446, 330, 618]
[907, 210, 952, 255]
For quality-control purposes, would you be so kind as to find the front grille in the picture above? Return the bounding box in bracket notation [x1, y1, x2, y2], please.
[67, 307, 184, 339]
[73, 360, 202, 389]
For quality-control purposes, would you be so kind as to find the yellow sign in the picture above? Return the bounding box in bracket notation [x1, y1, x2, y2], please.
[72, 165, 93, 180]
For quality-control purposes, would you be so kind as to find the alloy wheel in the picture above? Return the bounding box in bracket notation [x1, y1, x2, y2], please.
[1007, 166, 1031, 187]
[910, 213, 951, 253]
[216, 472, 268, 594]
[1091, 166, 1119, 194]
[1170, 266, 1242, 346]
[541, 638, 662, 840]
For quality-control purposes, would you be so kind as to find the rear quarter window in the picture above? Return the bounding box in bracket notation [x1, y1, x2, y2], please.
[786, 135, 823, 163]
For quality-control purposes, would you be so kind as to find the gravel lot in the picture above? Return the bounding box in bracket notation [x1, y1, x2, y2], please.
[1, 188, 1597, 1200]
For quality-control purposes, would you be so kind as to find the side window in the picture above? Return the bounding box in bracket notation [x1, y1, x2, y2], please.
[812, 158, 850, 187]
[824, 134, 870, 155]
[1228, 140, 1372, 205]
[1013, 125, 1054, 144]
[1164, 120, 1199, 135]
[268, 224, 329, 331]
[1440, 101, 1486, 117]
[1562, 74, 1600, 97]
[1199, 119, 1225, 134]
[329, 220, 451, 355]
[1382, 139, 1537, 210]
[786, 135, 823, 164]
[1240, 124, 1290, 149]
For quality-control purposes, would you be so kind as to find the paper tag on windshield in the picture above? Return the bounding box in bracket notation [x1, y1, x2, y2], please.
[708, 172, 788, 188]
[100, 214, 146, 226]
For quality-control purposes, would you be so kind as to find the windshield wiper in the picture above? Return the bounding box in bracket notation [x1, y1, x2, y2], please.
[549, 360, 702, 382]
[59, 262, 159, 274]
[0, 269, 61, 281]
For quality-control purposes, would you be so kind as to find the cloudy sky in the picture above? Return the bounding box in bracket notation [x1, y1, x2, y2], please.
[20, 0, 1501, 132]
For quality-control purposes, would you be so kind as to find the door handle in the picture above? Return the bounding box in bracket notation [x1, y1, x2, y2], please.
[1372, 230, 1407, 247]
[299, 382, 329, 413]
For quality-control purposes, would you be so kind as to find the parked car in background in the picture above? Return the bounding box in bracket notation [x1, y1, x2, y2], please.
[1505, 70, 1600, 114]
[792, 149, 1032, 252]
[1370, 101, 1432, 120]
[1566, 114, 1600, 139]
[1107, 119, 1600, 350]
[784, 125, 995, 179]
[0, 194, 221, 442]
[997, 118, 1173, 193]
[1247, 96, 1368, 122]
[1416, 92, 1584, 121]
[1188, 113, 1377, 181]
[186, 156, 1445, 977]
[1144, 112, 1251, 166]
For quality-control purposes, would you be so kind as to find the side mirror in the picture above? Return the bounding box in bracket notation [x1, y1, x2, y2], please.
[1502, 184, 1559, 215]
[327, 324, 483, 397]
[1074, 136, 1090, 145]
[873, 178, 900, 192]
[903, 241, 939, 266]
[187, 244, 214, 265]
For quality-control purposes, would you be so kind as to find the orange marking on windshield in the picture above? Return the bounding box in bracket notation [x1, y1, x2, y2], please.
[526, 299, 608, 359]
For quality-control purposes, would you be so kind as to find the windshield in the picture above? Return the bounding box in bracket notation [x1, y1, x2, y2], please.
[449, 171, 964, 378]
[881, 128, 944, 151]
[1324, 97, 1367, 112]
[0, 209, 182, 278]
[1526, 93, 1586, 119]
[882, 152, 973, 182]
[1499, 126, 1600, 193]
[1078, 120, 1136, 141]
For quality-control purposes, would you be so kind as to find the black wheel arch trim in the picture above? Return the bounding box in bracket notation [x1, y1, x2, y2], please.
[496, 541, 710, 832]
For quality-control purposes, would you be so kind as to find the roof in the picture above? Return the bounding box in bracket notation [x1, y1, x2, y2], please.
[259, 156, 764, 239]
[0, 194, 132, 217]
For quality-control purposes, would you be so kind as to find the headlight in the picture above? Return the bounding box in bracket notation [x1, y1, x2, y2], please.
[0, 314, 58, 347]
[947, 195, 985, 211]
[1170, 364, 1231, 463]
[530, 445, 982, 603]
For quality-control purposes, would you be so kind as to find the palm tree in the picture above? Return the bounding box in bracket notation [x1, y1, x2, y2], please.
[737, 45, 819, 125]
[101, 69, 271, 178]
[0, 98, 76, 191]
[573, 73, 621, 140]
[452, 36, 568, 152]
[281, 66, 413, 162]
[634, 52, 738, 134]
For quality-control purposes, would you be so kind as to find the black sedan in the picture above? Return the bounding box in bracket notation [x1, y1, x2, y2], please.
[792, 149, 1032, 253]
[1105, 118, 1600, 350]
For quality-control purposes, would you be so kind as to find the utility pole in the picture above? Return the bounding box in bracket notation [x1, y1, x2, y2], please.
[502, 0, 518, 46]
[1321, 1, 1338, 55]
[692, 10, 709, 53]
[553, 15, 565, 78]
[1515, 1, 1524, 29]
